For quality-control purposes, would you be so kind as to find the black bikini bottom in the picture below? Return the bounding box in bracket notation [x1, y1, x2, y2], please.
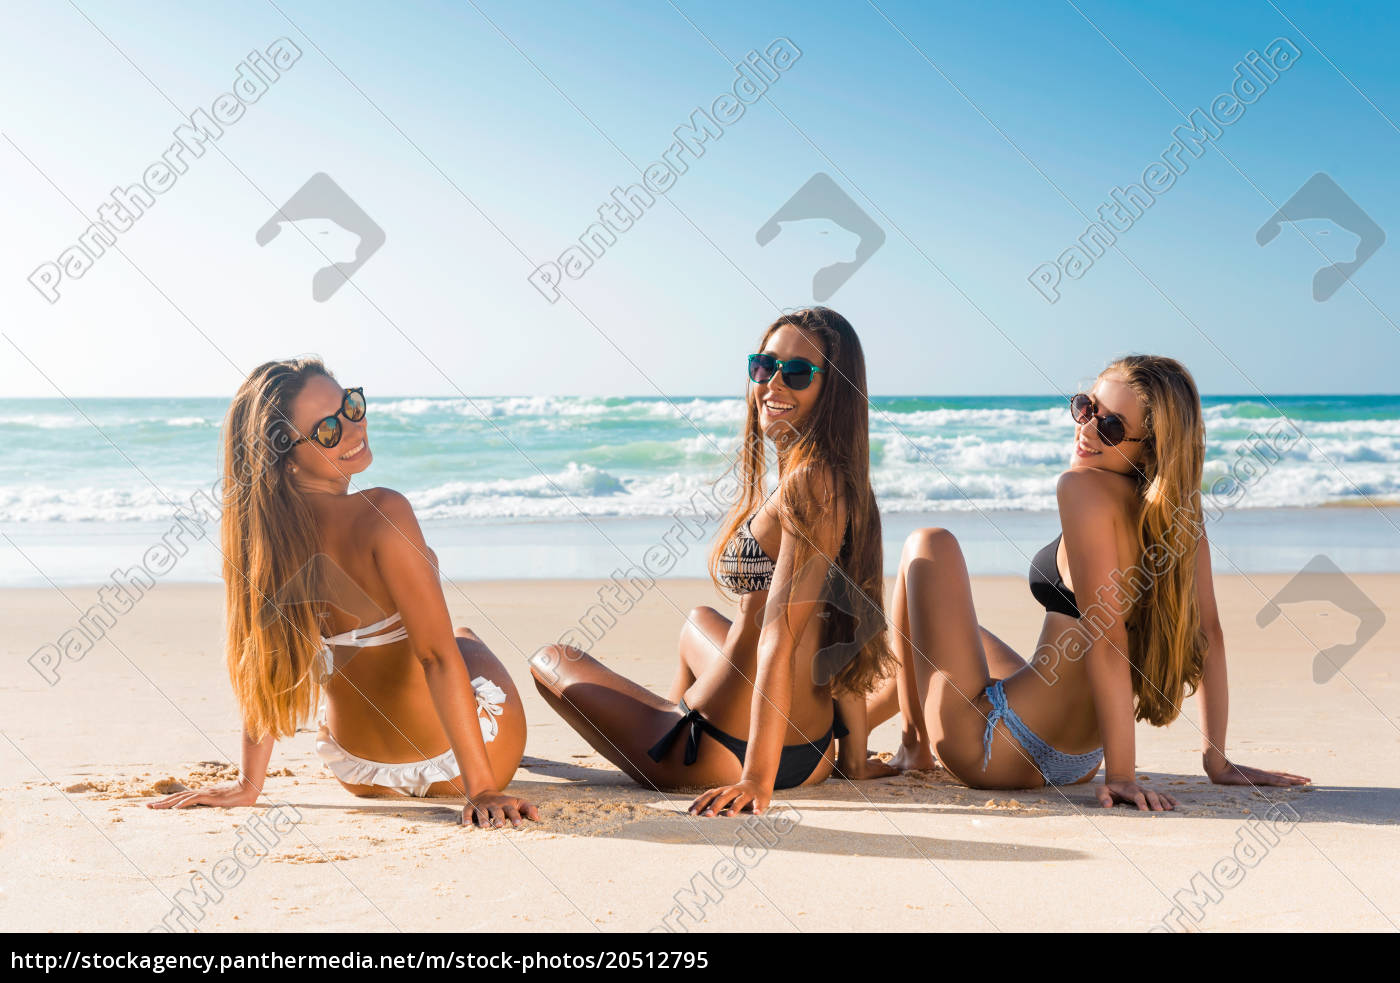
[646, 699, 848, 790]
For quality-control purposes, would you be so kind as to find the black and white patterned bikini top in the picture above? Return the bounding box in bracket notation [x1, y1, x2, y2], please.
[717, 514, 775, 594]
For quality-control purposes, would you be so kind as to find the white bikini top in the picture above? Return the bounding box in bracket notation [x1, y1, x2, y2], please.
[314, 611, 507, 739]
[319, 611, 408, 679]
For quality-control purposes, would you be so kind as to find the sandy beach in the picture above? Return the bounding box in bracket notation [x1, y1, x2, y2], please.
[1, 574, 1396, 933]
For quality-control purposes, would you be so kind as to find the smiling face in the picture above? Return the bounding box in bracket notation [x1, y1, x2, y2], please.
[753, 324, 826, 440]
[1071, 371, 1149, 476]
[288, 373, 371, 483]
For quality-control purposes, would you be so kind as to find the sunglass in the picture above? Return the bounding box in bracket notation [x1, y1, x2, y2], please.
[748, 353, 824, 391]
[1070, 392, 1146, 448]
[289, 388, 366, 450]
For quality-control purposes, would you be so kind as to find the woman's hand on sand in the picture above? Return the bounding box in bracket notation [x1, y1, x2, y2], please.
[1206, 759, 1310, 787]
[1096, 778, 1178, 811]
[690, 779, 768, 817]
[147, 780, 260, 810]
[464, 792, 540, 829]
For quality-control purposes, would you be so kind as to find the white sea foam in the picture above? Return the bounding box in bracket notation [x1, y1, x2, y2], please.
[2, 395, 1396, 523]
[0, 413, 95, 429]
[0, 485, 214, 523]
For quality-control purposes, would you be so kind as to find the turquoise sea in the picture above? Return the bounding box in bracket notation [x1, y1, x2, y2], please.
[2, 394, 1398, 584]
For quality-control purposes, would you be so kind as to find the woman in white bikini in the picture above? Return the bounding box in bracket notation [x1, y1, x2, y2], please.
[150, 358, 538, 827]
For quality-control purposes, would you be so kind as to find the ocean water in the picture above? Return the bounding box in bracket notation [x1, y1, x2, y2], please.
[2, 394, 1398, 584]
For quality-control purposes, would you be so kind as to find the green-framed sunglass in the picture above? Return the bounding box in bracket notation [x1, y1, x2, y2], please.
[748, 353, 825, 391]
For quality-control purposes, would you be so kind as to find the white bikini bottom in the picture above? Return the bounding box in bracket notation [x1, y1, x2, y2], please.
[316, 675, 508, 797]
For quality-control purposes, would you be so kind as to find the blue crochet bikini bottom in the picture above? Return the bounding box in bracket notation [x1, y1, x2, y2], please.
[981, 679, 1103, 786]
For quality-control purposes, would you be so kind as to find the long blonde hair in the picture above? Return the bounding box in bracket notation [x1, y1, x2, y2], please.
[708, 308, 893, 696]
[1107, 355, 1208, 726]
[221, 358, 329, 741]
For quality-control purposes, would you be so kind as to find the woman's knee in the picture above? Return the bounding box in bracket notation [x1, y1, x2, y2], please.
[680, 606, 720, 642]
[529, 643, 588, 691]
[902, 527, 962, 565]
[454, 625, 483, 644]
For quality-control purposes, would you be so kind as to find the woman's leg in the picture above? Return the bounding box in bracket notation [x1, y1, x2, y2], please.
[529, 643, 745, 792]
[871, 628, 1024, 729]
[896, 528, 1040, 786]
[981, 628, 1029, 679]
[871, 562, 937, 771]
[667, 606, 731, 703]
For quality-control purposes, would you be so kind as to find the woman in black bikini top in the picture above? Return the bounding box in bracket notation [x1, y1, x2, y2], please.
[716, 511, 777, 594]
[528, 307, 897, 816]
[1028, 533, 1079, 618]
[867, 355, 1310, 809]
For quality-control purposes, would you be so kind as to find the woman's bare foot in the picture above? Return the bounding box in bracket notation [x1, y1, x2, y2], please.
[889, 740, 937, 773]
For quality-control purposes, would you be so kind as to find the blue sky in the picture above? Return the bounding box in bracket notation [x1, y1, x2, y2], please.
[2, 0, 1396, 398]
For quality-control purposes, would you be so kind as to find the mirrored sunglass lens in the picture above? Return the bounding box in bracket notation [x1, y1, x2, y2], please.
[315, 417, 342, 447]
[1071, 395, 1093, 423]
[344, 390, 366, 420]
[749, 356, 775, 383]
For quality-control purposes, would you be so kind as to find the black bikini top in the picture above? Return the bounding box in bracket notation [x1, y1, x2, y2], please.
[1029, 533, 1080, 618]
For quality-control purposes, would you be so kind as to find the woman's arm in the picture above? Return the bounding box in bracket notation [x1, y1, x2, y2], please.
[1195, 535, 1230, 775]
[372, 491, 539, 827]
[835, 690, 899, 779]
[1059, 471, 1175, 811]
[147, 728, 271, 809]
[1194, 536, 1310, 787]
[690, 474, 845, 816]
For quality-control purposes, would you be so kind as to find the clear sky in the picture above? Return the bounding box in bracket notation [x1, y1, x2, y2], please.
[2, 0, 1396, 398]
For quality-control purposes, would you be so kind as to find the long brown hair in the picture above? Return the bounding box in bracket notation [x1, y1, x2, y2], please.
[708, 308, 893, 696]
[1107, 354, 1208, 726]
[221, 358, 329, 741]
